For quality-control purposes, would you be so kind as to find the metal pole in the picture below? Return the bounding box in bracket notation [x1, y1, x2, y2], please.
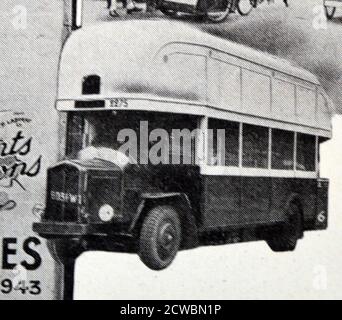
[56, 0, 83, 300]
[63, 259, 76, 301]
[62, 0, 83, 43]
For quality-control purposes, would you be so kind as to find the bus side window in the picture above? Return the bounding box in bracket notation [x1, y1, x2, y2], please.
[271, 129, 294, 170]
[242, 124, 269, 169]
[207, 119, 239, 167]
[296, 133, 316, 171]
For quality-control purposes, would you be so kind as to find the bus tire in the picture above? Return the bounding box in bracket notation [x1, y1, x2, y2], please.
[267, 202, 303, 252]
[139, 205, 181, 270]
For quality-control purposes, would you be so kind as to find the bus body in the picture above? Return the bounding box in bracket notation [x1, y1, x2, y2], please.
[33, 21, 332, 270]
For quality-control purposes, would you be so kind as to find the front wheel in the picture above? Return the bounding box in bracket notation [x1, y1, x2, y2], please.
[139, 206, 181, 270]
[236, 0, 254, 16]
[267, 202, 303, 252]
[325, 6, 336, 19]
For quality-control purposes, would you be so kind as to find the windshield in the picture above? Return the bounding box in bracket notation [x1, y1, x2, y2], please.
[66, 111, 199, 165]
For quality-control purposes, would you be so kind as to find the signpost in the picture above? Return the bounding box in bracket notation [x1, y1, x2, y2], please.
[62, 0, 83, 42]
[59, 0, 84, 300]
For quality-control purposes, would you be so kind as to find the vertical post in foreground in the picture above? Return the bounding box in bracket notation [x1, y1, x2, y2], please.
[62, 0, 83, 43]
[62, 260, 76, 301]
[56, 0, 84, 300]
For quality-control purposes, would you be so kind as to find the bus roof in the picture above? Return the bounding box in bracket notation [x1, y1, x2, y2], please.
[57, 20, 332, 137]
[59, 20, 319, 85]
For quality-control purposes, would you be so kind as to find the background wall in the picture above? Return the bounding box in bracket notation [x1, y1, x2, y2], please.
[0, 0, 62, 300]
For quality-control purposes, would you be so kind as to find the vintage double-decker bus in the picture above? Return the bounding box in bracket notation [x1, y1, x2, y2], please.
[33, 20, 333, 270]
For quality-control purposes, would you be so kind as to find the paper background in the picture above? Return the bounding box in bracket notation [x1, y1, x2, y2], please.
[0, 0, 341, 299]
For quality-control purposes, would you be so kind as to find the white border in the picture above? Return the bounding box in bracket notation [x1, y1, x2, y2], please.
[325, 0, 342, 7]
[200, 166, 318, 178]
[163, 0, 198, 6]
[56, 98, 332, 138]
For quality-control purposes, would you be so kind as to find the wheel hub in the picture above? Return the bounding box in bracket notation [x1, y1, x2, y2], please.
[157, 222, 177, 259]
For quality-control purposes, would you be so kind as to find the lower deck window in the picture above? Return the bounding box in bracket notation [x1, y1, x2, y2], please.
[272, 129, 294, 170]
[66, 111, 198, 165]
[296, 133, 316, 171]
[243, 124, 269, 169]
[208, 119, 239, 166]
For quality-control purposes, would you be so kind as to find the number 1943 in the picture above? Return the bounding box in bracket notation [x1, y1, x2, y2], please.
[1, 279, 41, 295]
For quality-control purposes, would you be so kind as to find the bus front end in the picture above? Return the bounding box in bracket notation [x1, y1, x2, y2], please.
[33, 159, 127, 240]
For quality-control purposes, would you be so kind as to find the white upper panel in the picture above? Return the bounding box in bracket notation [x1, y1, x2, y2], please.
[57, 20, 332, 135]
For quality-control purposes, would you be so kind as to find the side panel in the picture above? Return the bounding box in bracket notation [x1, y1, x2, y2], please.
[203, 176, 241, 228]
[203, 176, 275, 229]
[122, 165, 203, 228]
[290, 178, 319, 230]
[240, 177, 271, 224]
[270, 178, 318, 224]
[315, 179, 329, 230]
[202, 176, 320, 232]
[123, 168, 322, 233]
[121, 166, 154, 225]
[270, 178, 294, 221]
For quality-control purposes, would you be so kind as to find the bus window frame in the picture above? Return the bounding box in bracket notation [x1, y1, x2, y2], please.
[200, 116, 319, 178]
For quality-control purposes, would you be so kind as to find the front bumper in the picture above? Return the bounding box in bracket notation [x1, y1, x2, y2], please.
[33, 222, 128, 238]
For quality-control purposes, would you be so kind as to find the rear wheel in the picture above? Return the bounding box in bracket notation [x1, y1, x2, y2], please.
[325, 6, 336, 19]
[236, 0, 254, 16]
[267, 202, 303, 252]
[139, 205, 181, 270]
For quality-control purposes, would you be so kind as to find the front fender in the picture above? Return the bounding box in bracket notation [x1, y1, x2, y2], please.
[130, 192, 198, 249]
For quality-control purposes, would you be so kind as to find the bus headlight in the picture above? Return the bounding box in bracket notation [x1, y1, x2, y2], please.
[99, 204, 115, 222]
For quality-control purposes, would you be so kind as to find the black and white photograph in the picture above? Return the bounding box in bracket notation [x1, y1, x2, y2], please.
[0, 0, 342, 301]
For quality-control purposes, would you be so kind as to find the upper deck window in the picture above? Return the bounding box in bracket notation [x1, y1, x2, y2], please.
[243, 124, 269, 169]
[296, 86, 316, 123]
[82, 75, 101, 95]
[162, 53, 206, 101]
[272, 79, 296, 118]
[208, 59, 241, 110]
[242, 70, 271, 115]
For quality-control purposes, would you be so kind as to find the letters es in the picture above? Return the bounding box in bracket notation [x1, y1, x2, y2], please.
[1, 237, 42, 271]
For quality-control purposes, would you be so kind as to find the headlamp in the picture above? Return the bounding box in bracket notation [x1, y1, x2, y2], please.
[99, 204, 115, 222]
